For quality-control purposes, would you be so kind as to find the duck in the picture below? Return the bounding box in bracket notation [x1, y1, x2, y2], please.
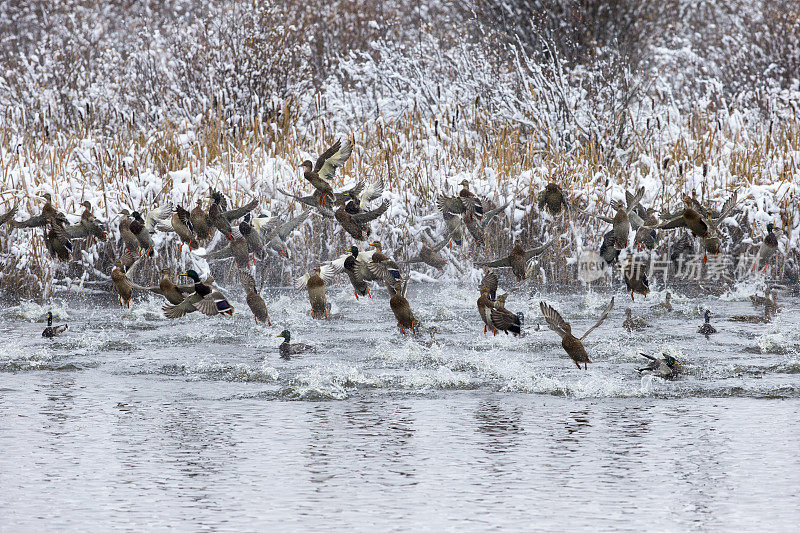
[65, 201, 107, 241]
[322, 248, 372, 300]
[490, 293, 524, 336]
[540, 297, 615, 369]
[622, 261, 649, 300]
[255, 209, 312, 258]
[163, 270, 234, 318]
[407, 229, 451, 270]
[118, 210, 143, 253]
[638, 353, 681, 379]
[295, 266, 332, 319]
[476, 240, 551, 281]
[277, 330, 315, 359]
[698, 192, 738, 257]
[240, 271, 271, 325]
[438, 180, 482, 220]
[463, 201, 510, 244]
[300, 138, 353, 205]
[538, 183, 568, 215]
[622, 308, 648, 331]
[670, 232, 694, 270]
[157, 205, 197, 253]
[345, 178, 384, 214]
[653, 292, 672, 312]
[441, 210, 464, 246]
[208, 191, 234, 239]
[697, 310, 717, 337]
[110, 251, 142, 307]
[42, 311, 68, 338]
[14, 192, 60, 228]
[129, 204, 172, 255]
[190, 198, 214, 240]
[279, 180, 365, 217]
[136, 268, 194, 305]
[0, 204, 18, 228]
[755, 223, 779, 271]
[477, 271, 498, 334]
[658, 195, 709, 238]
[238, 213, 264, 261]
[334, 196, 389, 241]
[387, 277, 419, 335]
[598, 186, 644, 248]
[730, 306, 773, 323]
[599, 229, 620, 265]
[44, 215, 73, 261]
[364, 241, 403, 284]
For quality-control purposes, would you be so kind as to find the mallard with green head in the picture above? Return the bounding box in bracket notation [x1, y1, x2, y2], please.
[163, 270, 234, 318]
[638, 353, 681, 379]
[540, 298, 614, 369]
[277, 330, 315, 359]
[42, 311, 68, 338]
[698, 310, 717, 337]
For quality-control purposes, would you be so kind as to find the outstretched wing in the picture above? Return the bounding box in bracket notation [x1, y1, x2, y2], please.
[64, 223, 89, 239]
[658, 215, 688, 230]
[490, 307, 520, 332]
[294, 272, 311, 290]
[580, 297, 615, 341]
[481, 202, 509, 225]
[625, 187, 645, 214]
[144, 204, 173, 232]
[539, 301, 568, 339]
[163, 297, 198, 319]
[430, 232, 453, 253]
[437, 195, 467, 215]
[224, 197, 259, 221]
[476, 256, 511, 268]
[339, 180, 365, 200]
[714, 192, 738, 224]
[479, 270, 498, 296]
[524, 241, 552, 261]
[317, 139, 353, 180]
[352, 200, 389, 224]
[0, 204, 18, 226]
[359, 178, 384, 204]
[277, 210, 312, 240]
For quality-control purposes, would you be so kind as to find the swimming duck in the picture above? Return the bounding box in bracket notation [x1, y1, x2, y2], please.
[42, 311, 68, 338]
[638, 353, 681, 379]
[277, 330, 315, 359]
[477, 271, 498, 334]
[476, 240, 551, 281]
[163, 270, 234, 318]
[697, 310, 717, 337]
[538, 183, 568, 215]
[190, 199, 214, 240]
[300, 139, 353, 205]
[622, 261, 649, 300]
[658, 195, 709, 238]
[334, 195, 389, 241]
[295, 266, 333, 319]
[490, 293, 524, 336]
[622, 308, 648, 331]
[598, 186, 644, 248]
[755, 223, 779, 271]
[14, 192, 60, 228]
[136, 268, 194, 305]
[157, 205, 197, 253]
[365, 241, 402, 284]
[653, 292, 672, 312]
[387, 277, 419, 335]
[540, 297, 615, 369]
[730, 306, 772, 323]
[240, 271, 271, 325]
[110, 252, 142, 307]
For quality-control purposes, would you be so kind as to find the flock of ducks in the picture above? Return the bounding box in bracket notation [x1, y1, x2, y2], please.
[1, 138, 790, 371]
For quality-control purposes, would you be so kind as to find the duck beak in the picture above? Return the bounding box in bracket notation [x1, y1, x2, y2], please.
[180, 272, 189, 277]
[674, 361, 681, 365]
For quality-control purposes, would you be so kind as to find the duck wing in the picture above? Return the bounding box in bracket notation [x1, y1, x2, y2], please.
[316, 139, 353, 179]
[276, 210, 312, 240]
[437, 195, 467, 215]
[479, 271, 498, 298]
[144, 204, 173, 232]
[475, 255, 511, 268]
[481, 202, 509, 226]
[524, 242, 552, 261]
[539, 301, 569, 339]
[351, 200, 389, 224]
[658, 214, 689, 230]
[224, 197, 259, 221]
[580, 297, 614, 341]
[294, 272, 311, 290]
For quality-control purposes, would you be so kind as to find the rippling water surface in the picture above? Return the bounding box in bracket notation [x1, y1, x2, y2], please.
[2, 284, 799, 531]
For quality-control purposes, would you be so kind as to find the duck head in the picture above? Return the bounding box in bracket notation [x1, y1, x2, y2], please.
[517, 311, 524, 324]
[131, 211, 144, 222]
[45, 311, 53, 324]
[299, 160, 313, 172]
[182, 269, 201, 283]
[767, 222, 774, 233]
[349, 245, 360, 257]
[80, 200, 92, 210]
[704, 309, 712, 322]
[209, 191, 223, 204]
[665, 355, 680, 368]
[277, 330, 291, 342]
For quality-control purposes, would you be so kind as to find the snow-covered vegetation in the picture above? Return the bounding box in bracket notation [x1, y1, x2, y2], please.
[0, 0, 798, 297]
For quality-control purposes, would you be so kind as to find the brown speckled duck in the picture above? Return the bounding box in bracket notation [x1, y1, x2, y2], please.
[540, 298, 614, 369]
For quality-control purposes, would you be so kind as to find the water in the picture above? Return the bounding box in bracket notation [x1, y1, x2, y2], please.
[2, 284, 799, 531]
